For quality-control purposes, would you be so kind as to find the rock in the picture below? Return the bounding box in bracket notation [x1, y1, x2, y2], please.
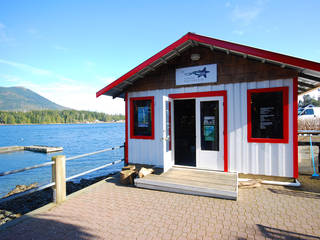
[138, 167, 154, 178]
[3, 183, 38, 198]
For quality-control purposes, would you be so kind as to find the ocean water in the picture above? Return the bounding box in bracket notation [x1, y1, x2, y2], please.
[0, 123, 125, 197]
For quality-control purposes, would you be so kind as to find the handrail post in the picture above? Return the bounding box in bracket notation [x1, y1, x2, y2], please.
[52, 155, 66, 204]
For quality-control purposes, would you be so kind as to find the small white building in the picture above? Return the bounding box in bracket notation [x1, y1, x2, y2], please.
[97, 33, 320, 179]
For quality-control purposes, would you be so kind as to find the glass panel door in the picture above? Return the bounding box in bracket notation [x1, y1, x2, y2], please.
[196, 97, 224, 171]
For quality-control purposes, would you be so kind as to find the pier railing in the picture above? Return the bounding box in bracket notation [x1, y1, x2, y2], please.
[0, 145, 124, 204]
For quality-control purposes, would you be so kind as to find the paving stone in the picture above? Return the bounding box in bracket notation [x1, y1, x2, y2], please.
[0, 175, 319, 239]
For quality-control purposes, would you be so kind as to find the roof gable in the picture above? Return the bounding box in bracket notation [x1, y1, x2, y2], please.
[97, 33, 320, 98]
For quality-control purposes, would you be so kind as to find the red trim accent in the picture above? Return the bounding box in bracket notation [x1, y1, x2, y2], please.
[189, 33, 320, 72]
[96, 33, 190, 97]
[247, 87, 289, 144]
[129, 96, 155, 140]
[293, 77, 299, 178]
[125, 93, 128, 164]
[97, 32, 320, 97]
[168, 101, 172, 151]
[169, 91, 228, 172]
[168, 90, 227, 99]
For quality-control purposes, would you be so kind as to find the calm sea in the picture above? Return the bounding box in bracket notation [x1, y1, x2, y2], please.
[0, 123, 125, 197]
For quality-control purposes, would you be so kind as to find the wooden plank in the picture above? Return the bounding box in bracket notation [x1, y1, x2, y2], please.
[165, 168, 237, 181]
[24, 146, 63, 153]
[142, 174, 236, 191]
[135, 178, 237, 200]
[162, 171, 237, 186]
[158, 174, 237, 188]
[298, 135, 320, 143]
[0, 146, 24, 154]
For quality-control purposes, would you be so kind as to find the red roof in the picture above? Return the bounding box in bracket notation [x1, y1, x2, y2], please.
[97, 32, 320, 98]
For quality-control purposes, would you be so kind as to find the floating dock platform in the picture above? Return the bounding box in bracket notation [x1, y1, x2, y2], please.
[0, 145, 63, 154]
[24, 146, 63, 153]
[0, 146, 24, 153]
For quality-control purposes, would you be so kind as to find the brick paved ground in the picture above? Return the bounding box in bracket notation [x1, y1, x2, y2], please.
[0, 175, 319, 240]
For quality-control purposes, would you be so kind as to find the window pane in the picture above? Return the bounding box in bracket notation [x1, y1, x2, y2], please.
[251, 91, 283, 139]
[165, 101, 170, 152]
[304, 109, 314, 115]
[201, 101, 219, 151]
[133, 99, 152, 136]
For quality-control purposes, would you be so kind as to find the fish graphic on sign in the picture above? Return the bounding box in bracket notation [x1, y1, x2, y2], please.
[184, 67, 210, 78]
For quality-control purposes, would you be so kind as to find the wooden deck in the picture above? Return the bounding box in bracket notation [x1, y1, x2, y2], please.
[134, 167, 238, 200]
[0, 145, 63, 154]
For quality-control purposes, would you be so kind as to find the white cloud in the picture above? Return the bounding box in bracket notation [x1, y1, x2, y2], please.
[231, 5, 261, 26]
[0, 74, 22, 83]
[28, 82, 124, 114]
[232, 30, 244, 36]
[0, 59, 123, 114]
[0, 22, 13, 43]
[53, 45, 68, 51]
[0, 59, 51, 75]
[84, 61, 95, 67]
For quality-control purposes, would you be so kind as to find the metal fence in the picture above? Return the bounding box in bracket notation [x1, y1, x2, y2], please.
[0, 145, 124, 204]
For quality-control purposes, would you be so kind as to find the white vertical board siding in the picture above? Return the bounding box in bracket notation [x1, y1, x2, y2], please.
[227, 78, 293, 177]
[128, 90, 164, 167]
[127, 78, 293, 177]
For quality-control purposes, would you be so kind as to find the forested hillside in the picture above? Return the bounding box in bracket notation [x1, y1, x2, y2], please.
[0, 87, 68, 111]
[0, 110, 124, 124]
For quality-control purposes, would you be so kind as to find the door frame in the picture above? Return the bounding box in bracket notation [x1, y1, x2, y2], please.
[168, 90, 228, 172]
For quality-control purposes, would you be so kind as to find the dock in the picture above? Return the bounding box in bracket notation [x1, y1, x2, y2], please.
[0, 146, 24, 153]
[134, 167, 238, 200]
[24, 146, 63, 153]
[0, 145, 63, 154]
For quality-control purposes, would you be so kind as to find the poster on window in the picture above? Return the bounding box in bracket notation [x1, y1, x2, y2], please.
[204, 125, 215, 141]
[259, 107, 275, 130]
[137, 107, 149, 127]
[203, 116, 215, 141]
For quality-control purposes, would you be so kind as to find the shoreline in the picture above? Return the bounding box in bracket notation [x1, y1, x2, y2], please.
[0, 121, 125, 126]
[0, 172, 118, 226]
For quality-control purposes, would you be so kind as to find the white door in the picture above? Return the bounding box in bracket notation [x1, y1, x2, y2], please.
[196, 97, 224, 171]
[163, 96, 173, 172]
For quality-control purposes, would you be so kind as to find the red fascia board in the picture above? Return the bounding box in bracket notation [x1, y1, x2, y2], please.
[97, 32, 320, 98]
[189, 33, 320, 72]
[96, 33, 190, 98]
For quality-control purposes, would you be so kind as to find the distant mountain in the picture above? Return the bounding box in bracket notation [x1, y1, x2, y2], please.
[0, 87, 69, 111]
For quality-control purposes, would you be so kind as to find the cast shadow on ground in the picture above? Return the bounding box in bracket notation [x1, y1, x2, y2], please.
[254, 224, 320, 240]
[0, 215, 95, 240]
[268, 188, 320, 199]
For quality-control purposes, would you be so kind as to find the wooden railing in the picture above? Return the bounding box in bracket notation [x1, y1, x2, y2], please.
[0, 145, 124, 204]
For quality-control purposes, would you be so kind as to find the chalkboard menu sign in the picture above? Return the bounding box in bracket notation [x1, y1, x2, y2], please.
[250, 91, 283, 139]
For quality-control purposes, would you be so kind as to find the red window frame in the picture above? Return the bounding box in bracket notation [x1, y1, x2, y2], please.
[130, 96, 155, 140]
[247, 87, 289, 144]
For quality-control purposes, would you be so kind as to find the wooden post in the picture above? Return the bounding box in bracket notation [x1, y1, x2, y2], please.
[52, 155, 66, 204]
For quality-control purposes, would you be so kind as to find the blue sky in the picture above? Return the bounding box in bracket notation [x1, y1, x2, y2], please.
[0, 0, 319, 113]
